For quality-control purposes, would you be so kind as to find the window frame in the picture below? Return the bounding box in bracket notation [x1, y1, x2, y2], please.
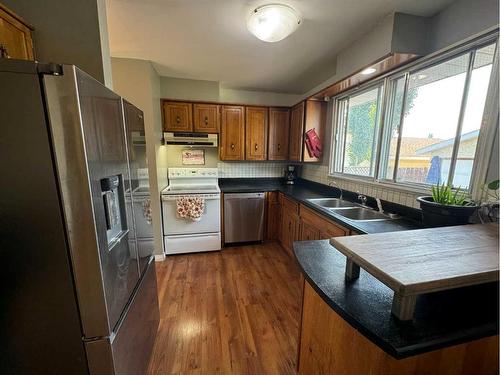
[331, 81, 385, 179]
[328, 31, 499, 198]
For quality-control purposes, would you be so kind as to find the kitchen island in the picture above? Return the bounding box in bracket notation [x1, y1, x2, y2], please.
[294, 239, 499, 375]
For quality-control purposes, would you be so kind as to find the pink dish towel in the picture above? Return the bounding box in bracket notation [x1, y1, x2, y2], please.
[176, 197, 205, 221]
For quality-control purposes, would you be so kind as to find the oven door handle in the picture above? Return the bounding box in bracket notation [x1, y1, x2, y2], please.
[161, 194, 221, 201]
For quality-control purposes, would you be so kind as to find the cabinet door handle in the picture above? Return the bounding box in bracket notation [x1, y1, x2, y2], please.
[204, 116, 209, 125]
[231, 143, 235, 150]
[176, 116, 181, 123]
[254, 143, 258, 151]
[278, 143, 281, 151]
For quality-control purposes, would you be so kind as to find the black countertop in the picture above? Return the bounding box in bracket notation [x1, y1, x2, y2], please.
[219, 178, 421, 234]
[219, 177, 499, 358]
[293, 240, 498, 359]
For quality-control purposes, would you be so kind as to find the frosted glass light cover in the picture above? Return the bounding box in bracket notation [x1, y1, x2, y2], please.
[247, 4, 301, 43]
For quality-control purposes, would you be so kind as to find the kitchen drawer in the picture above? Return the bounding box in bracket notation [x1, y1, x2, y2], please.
[300, 204, 348, 238]
[282, 196, 299, 215]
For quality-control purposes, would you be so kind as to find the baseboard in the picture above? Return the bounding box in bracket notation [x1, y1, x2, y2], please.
[154, 253, 166, 262]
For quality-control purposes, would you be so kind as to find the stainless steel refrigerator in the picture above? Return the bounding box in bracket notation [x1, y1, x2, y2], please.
[0, 60, 160, 374]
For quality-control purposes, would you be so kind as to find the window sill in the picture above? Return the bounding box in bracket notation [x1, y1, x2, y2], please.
[328, 173, 431, 196]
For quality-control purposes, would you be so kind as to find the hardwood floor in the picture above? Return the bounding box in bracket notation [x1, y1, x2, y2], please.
[147, 242, 303, 375]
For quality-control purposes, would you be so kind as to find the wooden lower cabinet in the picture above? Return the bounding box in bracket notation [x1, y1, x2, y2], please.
[299, 221, 321, 241]
[299, 281, 499, 375]
[299, 205, 348, 240]
[278, 194, 349, 256]
[281, 210, 299, 256]
[266, 192, 281, 240]
[279, 194, 300, 255]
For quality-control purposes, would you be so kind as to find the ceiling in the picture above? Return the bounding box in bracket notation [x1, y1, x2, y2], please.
[106, 0, 455, 94]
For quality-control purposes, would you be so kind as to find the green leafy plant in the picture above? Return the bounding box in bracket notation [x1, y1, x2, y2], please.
[431, 183, 473, 206]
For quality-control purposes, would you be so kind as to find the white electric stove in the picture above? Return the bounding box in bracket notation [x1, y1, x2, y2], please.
[161, 168, 221, 254]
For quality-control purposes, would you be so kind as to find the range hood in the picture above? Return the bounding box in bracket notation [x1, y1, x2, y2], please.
[163, 132, 218, 147]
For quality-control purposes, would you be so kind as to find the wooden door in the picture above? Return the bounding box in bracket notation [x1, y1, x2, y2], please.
[289, 101, 305, 161]
[300, 220, 321, 241]
[266, 192, 281, 240]
[193, 103, 219, 133]
[245, 106, 268, 160]
[220, 105, 245, 160]
[163, 101, 193, 132]
[268, 108, 290, 160]
[281, 210, 299, 256]
[0, 4, 34, 60]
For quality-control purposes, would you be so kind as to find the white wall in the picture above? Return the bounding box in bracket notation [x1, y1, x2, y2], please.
[218, 88, 301, 107]
[3, 0, 112, 86]
[160, 77, 220, 102]
[160, 76, 301, 107]
[429, 0, 500, 52]
[111, 58, 166, 257]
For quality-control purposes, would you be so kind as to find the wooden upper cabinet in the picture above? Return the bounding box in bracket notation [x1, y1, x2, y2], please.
[163, 101, 193, 132]
[268, 108, 290, 160]
[0, 4, 34, 60]
[289, 101, 305, 161]
[193, 103, 219, 133]
[220, 105, 245, 161]
[303, 100, 327, 163]
[245, 106, 268, 160]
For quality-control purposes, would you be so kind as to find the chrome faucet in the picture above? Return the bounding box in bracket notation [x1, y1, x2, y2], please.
[357, 191, 368, 206]
[328, 180, 343, 199]
[375, 198, 384, 213]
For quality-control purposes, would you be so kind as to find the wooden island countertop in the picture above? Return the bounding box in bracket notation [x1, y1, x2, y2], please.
[331, 224, 499, 320]
[293, 227, 499, 375]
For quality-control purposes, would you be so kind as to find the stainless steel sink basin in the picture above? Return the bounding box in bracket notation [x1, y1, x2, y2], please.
[307, 198, 359, 209]
[331, 207, 390, 221]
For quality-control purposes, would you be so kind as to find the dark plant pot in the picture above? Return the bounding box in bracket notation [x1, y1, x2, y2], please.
[417, 196, 479, 227]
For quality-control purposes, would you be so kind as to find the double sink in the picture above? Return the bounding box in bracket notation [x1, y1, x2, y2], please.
[307, 198, 395, 222]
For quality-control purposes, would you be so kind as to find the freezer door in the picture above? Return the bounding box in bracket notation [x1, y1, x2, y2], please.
[85, 259, 160, 375]
[122, 100, 154, 275]
[44, 65, 140, 338]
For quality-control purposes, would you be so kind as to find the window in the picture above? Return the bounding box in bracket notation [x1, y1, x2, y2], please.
[333, 84, 383, 177]
[330, 36, 498, 193]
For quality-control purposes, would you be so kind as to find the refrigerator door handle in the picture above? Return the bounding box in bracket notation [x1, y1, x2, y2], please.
[108, 229, 130, 252]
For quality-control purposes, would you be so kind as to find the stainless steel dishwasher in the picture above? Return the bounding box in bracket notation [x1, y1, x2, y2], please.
[224, 192, 265, 244]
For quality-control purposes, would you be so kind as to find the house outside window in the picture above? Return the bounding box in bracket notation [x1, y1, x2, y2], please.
[330, 33, 498, 196]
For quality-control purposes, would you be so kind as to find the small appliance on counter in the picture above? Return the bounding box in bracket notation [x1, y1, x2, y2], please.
[285, 165, 298, 185]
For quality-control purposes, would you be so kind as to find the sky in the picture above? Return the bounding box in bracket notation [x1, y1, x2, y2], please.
[402, 64, 492, 140]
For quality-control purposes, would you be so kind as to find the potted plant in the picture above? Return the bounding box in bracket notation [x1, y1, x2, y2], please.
[478, 179, 500, 223]
[417, 184, 479, 227]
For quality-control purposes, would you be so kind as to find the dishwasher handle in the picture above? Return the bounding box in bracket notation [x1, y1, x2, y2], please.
[224, 192, 265, 200]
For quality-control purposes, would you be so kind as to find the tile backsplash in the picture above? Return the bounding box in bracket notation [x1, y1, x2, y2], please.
[300, 164, 422, 209]
[218, 162, 287, 178]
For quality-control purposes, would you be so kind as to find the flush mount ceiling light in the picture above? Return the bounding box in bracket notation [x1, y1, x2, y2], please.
[247, 4, 302, 43]
[361, 67, 377, 75]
